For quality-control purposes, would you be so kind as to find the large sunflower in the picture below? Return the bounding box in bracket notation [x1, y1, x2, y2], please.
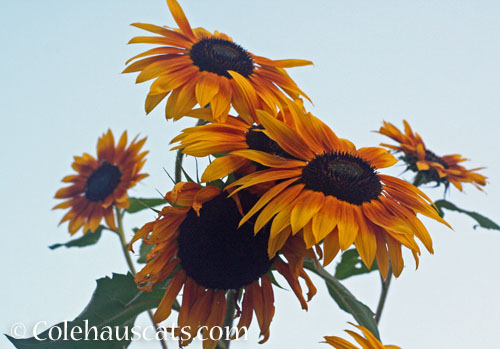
[323, 323, 400, 349]
[378, 120, 486, 191]
[225, 109, 451, 277]
[54, 130, 148, 234]
[129, 182, 316, 348]
[124, 0, 312, 123]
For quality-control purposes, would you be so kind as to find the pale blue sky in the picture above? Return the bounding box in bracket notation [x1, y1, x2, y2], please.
[1, 1, 500, 348]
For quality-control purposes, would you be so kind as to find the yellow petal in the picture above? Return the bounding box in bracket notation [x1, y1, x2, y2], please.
[312, 196, 340, 242]
[227, 169, 301, 195]
[353, 207, 377, 268]
[239, 178, 298, 228]
[357, 147, 398, 169]
[228, 71, 258, 117]
[201, 155, 249, 182]
[257, 109, 313, 161]
[231, 149, 306, 168]
[323, 228, 340, 267]
[270, 59, 314, 68]
[166, 0, 196, 41]
[336, 202, 359, 250]
[195, 73, 220, 107]
[165, 78, 198, 120]
[254, 183, 304, 233]
[290, 191, 325, 235]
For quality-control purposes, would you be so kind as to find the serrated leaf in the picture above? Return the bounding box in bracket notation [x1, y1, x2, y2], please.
[126, 197, 166, 214]
[335, 249, 378, 280]
[6, 273, 177, 349]
[49, 226, 104, 250]
[303, 259, 380, 340]
[435, 199, 500, 230]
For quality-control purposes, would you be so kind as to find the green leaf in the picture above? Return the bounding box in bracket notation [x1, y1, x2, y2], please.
[266, 269, 286, 290]
[435, 199, 500, 230]
[6, 273, 175, 349]
[334, 249, 378, 280]
[137, 241, 154, 264]
[303, 259, 380, 340]
[126, 197, 166, 214]
[49, 227, 104, 250]
[206, 179, 226, 189]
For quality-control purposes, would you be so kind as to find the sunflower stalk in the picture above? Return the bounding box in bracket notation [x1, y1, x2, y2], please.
[374, 265, 393, 324]
[216, 290, 236, 349]
[114, 206, 169, 349]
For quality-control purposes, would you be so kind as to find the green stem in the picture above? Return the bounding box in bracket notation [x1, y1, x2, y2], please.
[174, 118, 208, 184]
[216, 290, 236, 349]
[374, 265, 392, 324]
[114, 207, 168, 349]
[174, 149, 184, 184]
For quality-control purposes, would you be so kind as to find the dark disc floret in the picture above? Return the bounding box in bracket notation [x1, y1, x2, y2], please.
[189, 38, 254, 78]
[176, 193, 272, 290]
[302, 152, 382, 205]
[424, 150, 449, 169]
[85, 161, 122, 202]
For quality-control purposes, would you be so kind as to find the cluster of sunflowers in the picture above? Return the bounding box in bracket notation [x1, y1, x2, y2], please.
[51, 1, 489, 348]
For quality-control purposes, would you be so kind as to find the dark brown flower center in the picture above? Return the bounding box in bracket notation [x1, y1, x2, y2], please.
[424, 150, 449, 169]
[176, 193, 272, 290]
[302, 152, 382, 205]
[85, 162, 122, 202]
[189, 38, 254, 78]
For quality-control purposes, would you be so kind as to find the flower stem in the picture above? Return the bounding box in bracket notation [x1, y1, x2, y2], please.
[216, 290, 236, 349]
[174, 118, 208, 184]
[374, 264, 392, 324]
[174, 149, 184, 184]
[114, 207, 168, 349]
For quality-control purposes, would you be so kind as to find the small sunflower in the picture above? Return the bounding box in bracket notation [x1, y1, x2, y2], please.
[225, 109, 451, 277]
[54, 130, 148, 234]
[378, 120, 486, 191]
[129, 182, 316, 348]
[323, 323, 400, 349]
[124, 0, 312, 123]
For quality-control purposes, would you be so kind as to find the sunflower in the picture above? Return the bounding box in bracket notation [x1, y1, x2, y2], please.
[225, 108, 451, 277]
[129, 182, 316, 348]
[170, 99, 306, 185]
[124, 0, 312, 123]
[378, 120, 486, 191]
[323, 323, 400, 349]
[54, 130, 148, 234]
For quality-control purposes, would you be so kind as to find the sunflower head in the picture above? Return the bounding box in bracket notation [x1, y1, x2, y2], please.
[129, 181, 316, 347]
[378, 120, 487, 192]
[323, 323, 401, 349]
[221, 109, 451, 277]
[123, 0, 312, 123]
[54, 130, 148, 234]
